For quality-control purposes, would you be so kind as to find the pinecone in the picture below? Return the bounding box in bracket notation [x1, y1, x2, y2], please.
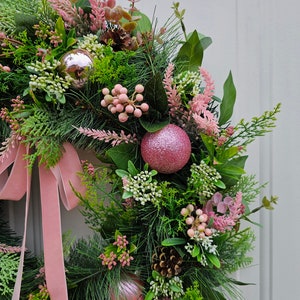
[151, 247, 183, 278]
[99, 23, 138, 51]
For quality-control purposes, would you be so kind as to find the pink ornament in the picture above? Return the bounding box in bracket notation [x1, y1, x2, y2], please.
[141, 124, 191, 174]
[110, 274, 144, 300]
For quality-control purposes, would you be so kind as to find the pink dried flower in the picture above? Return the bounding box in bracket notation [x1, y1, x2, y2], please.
[0, 243, 23, 253]
[163, 63, 182, 116]
[75, 127, 137, 146]
[113, 235, 129, 249]
[99, 251, 117, 270]
[118, 251, 134, 267]
[89, 0, 106, 32]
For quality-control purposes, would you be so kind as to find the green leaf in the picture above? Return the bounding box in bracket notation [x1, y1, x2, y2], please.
[55, 17, 66, 41]
[132, 11, 152, 33]
[219, 71, 236, 126]
[145, 291, 155, 300]
[206, 253, 221, 268]
[200, 133, 215, 159]
[187, 31, 212, 50]
[215, 179, 226, 189]
[115, 169, 129, 178]
[106, 143, 137, 169]
[127, 160, 139, 176]
[161, 238, 186, 246]
[191, 245, 200, 258]
[175, 30, 203, 72]
[170, 284, 182, 292]
[139, 118, 169, 133]
[144, 73, 169, 115]
[122, 190, 133, 199]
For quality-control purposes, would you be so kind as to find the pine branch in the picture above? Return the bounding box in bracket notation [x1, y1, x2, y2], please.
[226, 103, 281, 149]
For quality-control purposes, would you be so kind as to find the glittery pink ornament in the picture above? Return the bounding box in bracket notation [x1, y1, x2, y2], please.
[110, 274, 144, 300]
[141, 124, 191, 174]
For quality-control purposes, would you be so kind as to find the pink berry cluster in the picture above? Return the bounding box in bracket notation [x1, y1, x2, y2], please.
[99, 234, 134, 269]
[113, 234, 129, 249]
[101, 83, 149, 122]
[181, 204, 213, 241]
[0, 96, 25, 131]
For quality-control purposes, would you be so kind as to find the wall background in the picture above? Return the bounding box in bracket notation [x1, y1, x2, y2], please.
[4, 0, 300, 299]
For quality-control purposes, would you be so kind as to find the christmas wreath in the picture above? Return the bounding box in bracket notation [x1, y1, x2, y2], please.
[0, 0, 280, 299]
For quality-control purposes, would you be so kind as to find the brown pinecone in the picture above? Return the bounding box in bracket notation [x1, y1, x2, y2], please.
[151, 247, 183, 278]
[99, 23, 138, 51]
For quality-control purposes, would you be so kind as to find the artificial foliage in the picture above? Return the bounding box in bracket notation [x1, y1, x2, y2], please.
[0, 0, 280, 299]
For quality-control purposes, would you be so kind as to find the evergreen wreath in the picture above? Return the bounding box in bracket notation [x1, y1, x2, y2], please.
[0, 0, 280, 299]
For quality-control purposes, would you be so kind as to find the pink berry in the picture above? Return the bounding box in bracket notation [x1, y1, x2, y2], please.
[102, 87, 110, 95]
[118, 93, 129, 103]
[120, 87, 128, 94]
[135, 94, 143, 102]
[116, 104, 124, 112]
[125, 105, 134, 113]
[104, 94, 113, 103]
[186, 204, 194, 213]
[180, 208, 189, 216]
[197, 224, 205, 232]
[135, 84, 144, 93]
[185, 216, 194, 225]
[195, 209, 203, 216]
[133, 108, 142, 118]
[187, 229, 195, 238]
[114, 84, 123, 93]
[118, 112, 128, 122]
[110, 106, 117, 114]
[205, 228, 212, 236]
[140, 103, 149, 112]
[199, 214, 208, 223]
[101, 99, 108, 107]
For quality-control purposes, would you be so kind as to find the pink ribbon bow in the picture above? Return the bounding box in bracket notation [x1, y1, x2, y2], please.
[0, 142, 86, 300]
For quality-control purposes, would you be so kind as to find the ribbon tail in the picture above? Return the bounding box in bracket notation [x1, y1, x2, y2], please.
[12, 158, 31, 300]
[39, 164, 68, 300]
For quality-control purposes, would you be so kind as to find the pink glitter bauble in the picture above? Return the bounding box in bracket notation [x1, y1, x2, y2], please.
[141, 124, 191, 174]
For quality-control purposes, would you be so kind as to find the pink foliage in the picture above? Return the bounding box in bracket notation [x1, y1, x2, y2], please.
[76, 126, 137, 146]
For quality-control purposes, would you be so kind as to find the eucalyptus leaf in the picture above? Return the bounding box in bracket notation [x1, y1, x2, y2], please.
[219, 71, 236, 126]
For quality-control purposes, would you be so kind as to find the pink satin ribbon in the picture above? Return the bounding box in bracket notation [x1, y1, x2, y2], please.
[0, 142, 86, 300]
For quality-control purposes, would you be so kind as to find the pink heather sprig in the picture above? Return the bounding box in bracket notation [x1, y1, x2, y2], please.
[190, 67, 219, 136]
[163, 63, 182, 115]
[89, 0, 106, 32]
[0, 132, 22, 163]
[48, 0, 82, 29]
[75, 127, 137, 146]
[0, 243, 23, 253]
